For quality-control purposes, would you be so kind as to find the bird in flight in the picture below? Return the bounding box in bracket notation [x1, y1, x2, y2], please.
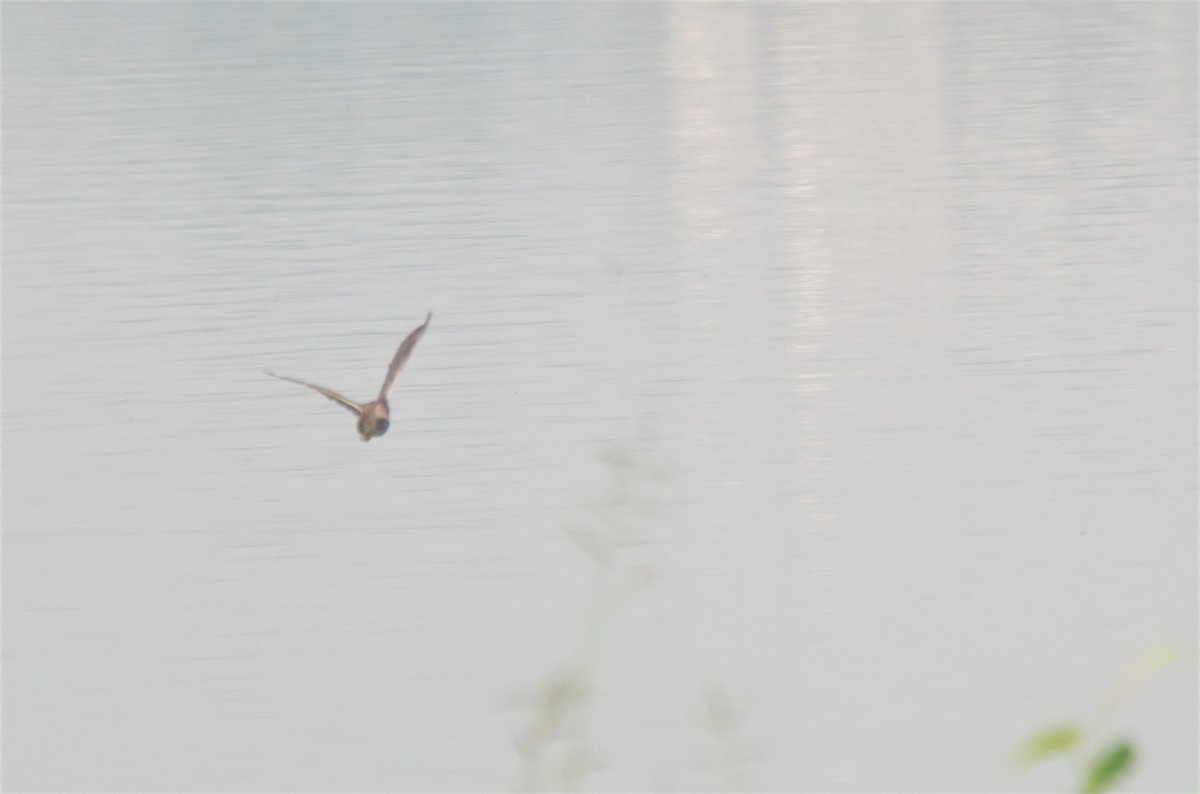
[265, 312, 432, 442]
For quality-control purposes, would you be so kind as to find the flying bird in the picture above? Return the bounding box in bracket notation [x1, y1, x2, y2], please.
[265, 312, 431, 442]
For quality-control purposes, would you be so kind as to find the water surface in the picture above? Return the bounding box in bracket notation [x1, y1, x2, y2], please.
[4, 3, 1196, 792]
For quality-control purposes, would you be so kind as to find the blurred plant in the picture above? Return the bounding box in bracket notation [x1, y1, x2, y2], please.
[512, 441, 665, 793]
[696, 684, 753, 793]
[1015, 643, 1193, 793]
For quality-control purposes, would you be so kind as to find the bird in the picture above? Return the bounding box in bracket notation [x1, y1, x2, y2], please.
[265, 312, 431, 442]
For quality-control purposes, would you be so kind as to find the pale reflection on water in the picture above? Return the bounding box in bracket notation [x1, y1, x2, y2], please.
[4, 3, 1195, 792]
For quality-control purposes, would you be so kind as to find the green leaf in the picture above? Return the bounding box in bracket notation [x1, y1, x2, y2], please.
[1015, 723, 1082, 766]
[1081, 741, 1135, 794]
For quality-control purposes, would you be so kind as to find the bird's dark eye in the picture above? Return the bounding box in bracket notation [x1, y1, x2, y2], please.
[375, 419, 390, 436]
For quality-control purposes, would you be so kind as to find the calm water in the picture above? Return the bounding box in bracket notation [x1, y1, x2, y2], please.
[4, 4, 1196, 792]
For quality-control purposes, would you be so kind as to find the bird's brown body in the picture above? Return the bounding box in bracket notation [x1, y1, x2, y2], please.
[265, 312, 431, 442]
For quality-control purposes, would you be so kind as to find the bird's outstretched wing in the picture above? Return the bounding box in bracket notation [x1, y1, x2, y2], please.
[378, 312, 432, 400]
[264, 370, 364, 416]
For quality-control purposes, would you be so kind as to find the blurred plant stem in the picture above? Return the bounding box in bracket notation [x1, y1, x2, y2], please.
[513, 441, 662, 793]
[701, 684, 751, 793]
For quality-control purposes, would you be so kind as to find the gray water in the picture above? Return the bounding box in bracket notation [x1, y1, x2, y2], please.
[3, 3, 1196, 792]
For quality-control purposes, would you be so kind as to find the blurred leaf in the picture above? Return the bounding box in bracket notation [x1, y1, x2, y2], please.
[704, 685, 739, 736]
[1015, 723, 1082, 766]
[565, 522, 611, 567]
[1081, 741, 1135, 794]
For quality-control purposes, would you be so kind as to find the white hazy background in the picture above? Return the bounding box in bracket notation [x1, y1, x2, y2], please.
[3, 4, 1196, 792]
